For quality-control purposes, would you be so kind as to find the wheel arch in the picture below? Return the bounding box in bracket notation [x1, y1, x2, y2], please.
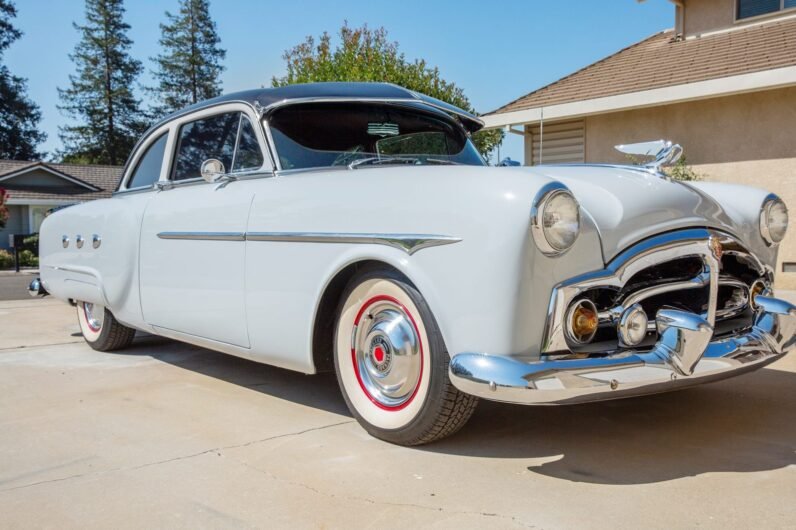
[311, 258, 438, 373]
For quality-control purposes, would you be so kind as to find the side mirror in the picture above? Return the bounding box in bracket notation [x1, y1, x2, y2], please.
[200, 159, 225, 182]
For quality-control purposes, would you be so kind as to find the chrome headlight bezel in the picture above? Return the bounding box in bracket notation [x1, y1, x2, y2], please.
[531, 183, 581, 256]
[759, 195, 788, 246]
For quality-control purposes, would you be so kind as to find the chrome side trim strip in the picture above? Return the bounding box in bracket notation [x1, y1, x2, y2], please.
[246, 232, 461, 255]
[157, 232, 246, 242]
[155, 231, 461, 254]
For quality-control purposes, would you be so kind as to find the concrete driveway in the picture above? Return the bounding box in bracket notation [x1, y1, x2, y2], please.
[1, 299, 794, 529]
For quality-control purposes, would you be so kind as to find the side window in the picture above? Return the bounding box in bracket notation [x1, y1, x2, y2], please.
[127, 132, 168, 189]
[737, 0, 782, 19]
[232, 117, 264, 172]
[172, 112, 240, 181]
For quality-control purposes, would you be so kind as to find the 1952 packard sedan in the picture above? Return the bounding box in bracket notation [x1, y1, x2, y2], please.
[32, 82, 795, 446]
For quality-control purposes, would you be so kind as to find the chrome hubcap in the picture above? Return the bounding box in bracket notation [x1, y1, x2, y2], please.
[352, 297, 422, 409]
[83, 302, 104, 332]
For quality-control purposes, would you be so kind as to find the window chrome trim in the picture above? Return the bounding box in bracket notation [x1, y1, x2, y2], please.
[164, 102, 276, 184]
[155, 231, 461, 255]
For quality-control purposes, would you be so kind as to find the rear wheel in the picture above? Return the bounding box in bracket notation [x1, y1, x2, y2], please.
[333, 267, 477, 446]
[76, 301, 136, 351]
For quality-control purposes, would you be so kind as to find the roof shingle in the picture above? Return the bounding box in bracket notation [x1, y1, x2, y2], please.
[489, 17, 796, 115]
[0, 160, 122, 201]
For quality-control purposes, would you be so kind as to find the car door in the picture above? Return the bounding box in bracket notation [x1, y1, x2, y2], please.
[139, 105, 270, 348]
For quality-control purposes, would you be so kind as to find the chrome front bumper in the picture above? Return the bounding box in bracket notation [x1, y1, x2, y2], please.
[449, 296, 796, 405]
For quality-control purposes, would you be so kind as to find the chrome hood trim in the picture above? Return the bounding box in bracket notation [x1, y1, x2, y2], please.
[537, 165, 738, 262]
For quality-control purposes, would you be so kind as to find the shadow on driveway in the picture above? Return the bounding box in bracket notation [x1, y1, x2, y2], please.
[113, 334, 796, 485]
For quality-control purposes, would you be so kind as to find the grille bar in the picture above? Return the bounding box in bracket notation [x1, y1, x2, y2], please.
[542, 229, 744, 354]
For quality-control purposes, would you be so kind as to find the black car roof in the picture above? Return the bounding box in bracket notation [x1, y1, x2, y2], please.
[153, 82, 484, 133]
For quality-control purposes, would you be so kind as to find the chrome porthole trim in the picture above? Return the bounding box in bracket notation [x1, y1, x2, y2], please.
[62, 235, 69, 248]
[530, 182, 581, 257]
[75, 235, 84, 249]
[92, 234, 101, 249]
[759, 194, 788, 246]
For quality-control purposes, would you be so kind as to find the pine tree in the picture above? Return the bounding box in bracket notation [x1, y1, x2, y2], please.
[0, 0, 46, 160]
[58, 0, 144, 165]
[150, 0, 225, 116]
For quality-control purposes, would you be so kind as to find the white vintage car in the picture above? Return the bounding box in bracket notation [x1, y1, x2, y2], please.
[32, 83, 795, 446]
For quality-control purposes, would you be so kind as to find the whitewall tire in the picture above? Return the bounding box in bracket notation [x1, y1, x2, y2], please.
[76, 301, 136, 352]
[334, 267, 478, 445]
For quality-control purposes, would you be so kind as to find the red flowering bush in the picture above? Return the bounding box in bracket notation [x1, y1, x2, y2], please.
[0, 188, 8, 229]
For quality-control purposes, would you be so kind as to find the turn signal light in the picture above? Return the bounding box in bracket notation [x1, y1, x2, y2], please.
[750, 280, 767, 309]
[567, 299, 599, 344]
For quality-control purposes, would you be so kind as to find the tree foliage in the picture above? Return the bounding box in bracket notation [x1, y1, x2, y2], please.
[149, 0, 225, 117]
[272, 23, 503, 161]
[0, 0, 46, 160]
[58, 0, 144, 165]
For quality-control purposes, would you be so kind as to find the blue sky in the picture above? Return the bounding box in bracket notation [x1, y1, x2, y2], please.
[5, 0, 674, 163]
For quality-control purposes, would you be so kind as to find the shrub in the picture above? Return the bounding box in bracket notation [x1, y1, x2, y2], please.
[17, 249, 38, 268]
[664, 156, 701, 181]
[0, 249, 13, 268]
[23, 233, 39, 247]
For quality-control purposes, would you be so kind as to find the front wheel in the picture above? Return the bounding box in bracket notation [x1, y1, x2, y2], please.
[76, 301, 136, 351]
[333, 268, 478, 446]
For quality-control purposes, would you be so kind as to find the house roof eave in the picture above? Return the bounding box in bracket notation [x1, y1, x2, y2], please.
[481, 65, 796, 129]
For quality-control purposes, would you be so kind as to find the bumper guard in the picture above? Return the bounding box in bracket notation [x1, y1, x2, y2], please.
[449, 296, 796, 405]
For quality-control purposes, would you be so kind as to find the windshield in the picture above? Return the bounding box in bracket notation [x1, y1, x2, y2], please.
[267, 102, 485, 170]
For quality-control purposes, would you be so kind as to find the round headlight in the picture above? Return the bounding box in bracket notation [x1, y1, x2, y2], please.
[760, 196, 788, 246]
[532, 186, 580, 255]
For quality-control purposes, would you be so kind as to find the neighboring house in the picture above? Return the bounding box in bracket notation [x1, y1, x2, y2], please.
[483, 0, 796, 288]
[0, 161, 122, 250]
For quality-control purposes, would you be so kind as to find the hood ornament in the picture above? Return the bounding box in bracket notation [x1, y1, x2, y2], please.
[615, 140, 684, 174]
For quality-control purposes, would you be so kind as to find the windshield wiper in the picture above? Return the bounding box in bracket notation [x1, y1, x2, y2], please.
[348, 156, 420, 169]
[348, 156, 460, 169]
[425, 158, 460, 165]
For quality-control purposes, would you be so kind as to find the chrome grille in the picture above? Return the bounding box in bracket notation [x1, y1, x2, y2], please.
[542, 229, 769, 354]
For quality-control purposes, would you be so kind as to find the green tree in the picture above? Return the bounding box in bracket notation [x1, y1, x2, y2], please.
[272, 23, 503, 161]
[0, 0, 46, 160]
[149, 0, 225, 117]
[58, 0, 144, 165]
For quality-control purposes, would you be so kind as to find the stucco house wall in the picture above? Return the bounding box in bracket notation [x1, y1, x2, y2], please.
[683, 0, 737, 36]
[582, 86, 796, 288]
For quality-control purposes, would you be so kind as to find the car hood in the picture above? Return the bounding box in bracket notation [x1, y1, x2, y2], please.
[531, 165, 739, 262]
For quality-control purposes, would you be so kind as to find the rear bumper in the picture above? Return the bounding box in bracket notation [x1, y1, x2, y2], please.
[449, 296, 796, 405]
